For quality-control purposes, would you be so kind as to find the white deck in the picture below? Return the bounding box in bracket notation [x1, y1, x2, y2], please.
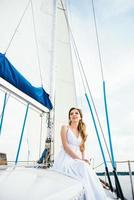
[0, 166, 84, 200]
[0, 166, 116, 200]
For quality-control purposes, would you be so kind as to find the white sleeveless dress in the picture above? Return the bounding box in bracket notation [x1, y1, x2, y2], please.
[52, 128, 109, 200]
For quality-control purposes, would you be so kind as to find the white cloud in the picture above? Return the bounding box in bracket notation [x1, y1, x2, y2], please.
[94, 0, 134, 19]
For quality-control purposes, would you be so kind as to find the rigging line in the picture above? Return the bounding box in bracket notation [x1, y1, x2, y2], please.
[5, 0, 31, 54]
[71, 41, 86, 93]
[91, 0, 104, 81]
[30, 0, 43, 87]
[60, 0, 112, 163]
[90, 0, 116, 169]
[73, 40, 112, 162]
[70, 40, 86, 108]
[0, 92, 10, 119]
[90, 2, 124, 199]
[61, 4, 114, 191]
[0, 93, 7, 135]
[15, 103, 29, 164]
[71, 39, 114, 192]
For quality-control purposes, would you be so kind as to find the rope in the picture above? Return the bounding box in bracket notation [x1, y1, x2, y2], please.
[91, 0, 104, 81]
[5, 0, 43, 87]
[0, 92, 10, 119]
[90, 0, 116, 169]
[60, 0, 112, 163]
[90, 2, 124, 198]
[15, 103, 29, 164]
[30, 0, 43, 87]
[5, 0, 31, 54]
[0, 93, 7, 135]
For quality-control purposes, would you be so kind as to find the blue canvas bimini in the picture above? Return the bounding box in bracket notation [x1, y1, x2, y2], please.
[0, 53, 53, 110]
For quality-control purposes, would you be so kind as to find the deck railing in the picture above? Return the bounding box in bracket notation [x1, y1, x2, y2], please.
[95, 160, 134, 200]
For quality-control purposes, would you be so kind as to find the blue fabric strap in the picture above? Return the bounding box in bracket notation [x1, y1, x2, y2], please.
[85, 93, 107, 167]
[15, 104, 29, 164]
[103, 81, 116, 168]
[0, 93, 7, 135]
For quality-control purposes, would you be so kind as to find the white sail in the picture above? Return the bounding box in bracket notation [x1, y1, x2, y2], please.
[0, 0, 55, 161]
[54, 0, 77, 153]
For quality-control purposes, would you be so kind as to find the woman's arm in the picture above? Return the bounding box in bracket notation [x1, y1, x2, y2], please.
[82, 145, 91, 165]
[82, 151, 85, 160]
[60, 125, 82, 160]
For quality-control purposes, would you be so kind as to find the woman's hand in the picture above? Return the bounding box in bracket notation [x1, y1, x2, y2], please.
[82, 158, 91, 165]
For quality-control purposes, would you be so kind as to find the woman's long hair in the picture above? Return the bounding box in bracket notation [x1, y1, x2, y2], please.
[68, 107, 87, 152]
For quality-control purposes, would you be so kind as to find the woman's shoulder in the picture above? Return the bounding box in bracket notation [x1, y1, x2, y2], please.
[60, 125, 69, 134]
[61, 125, 69, 131]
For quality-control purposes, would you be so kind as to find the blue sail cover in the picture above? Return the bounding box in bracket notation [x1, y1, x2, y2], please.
[0, 53, 53, 110]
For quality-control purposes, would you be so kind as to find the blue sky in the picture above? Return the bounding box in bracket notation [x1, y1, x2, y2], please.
[68, 0, 134, 169]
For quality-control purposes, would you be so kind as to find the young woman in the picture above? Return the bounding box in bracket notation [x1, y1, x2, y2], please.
[53, 107, 110, 200]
